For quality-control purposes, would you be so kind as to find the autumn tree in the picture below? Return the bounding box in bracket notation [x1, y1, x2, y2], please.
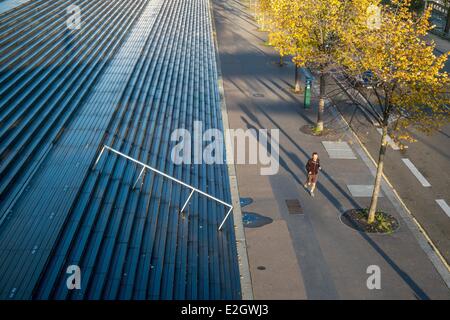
[271, 0, 370, 133]
[340, 0, 450, 223]
[264, 0, 307, 91]
[267, 0, 293, 66]
[254, 0, 273, 32]
[254, 0, 289, 65]
[254, 0, 363, 126]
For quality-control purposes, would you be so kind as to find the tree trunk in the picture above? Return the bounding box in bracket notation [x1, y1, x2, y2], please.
[294, 65, 301, 93]
[316, 72, 325, 132]
[279, 55, 283, 66]
[368, 125, 388, 224]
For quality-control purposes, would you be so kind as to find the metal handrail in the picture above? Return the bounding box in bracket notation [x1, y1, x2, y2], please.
[93, 145, 233, 231]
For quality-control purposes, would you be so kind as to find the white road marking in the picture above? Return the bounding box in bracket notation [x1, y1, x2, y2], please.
[376, 128, 400, 150]
[401, 158, 431, 187]
[436, 199, 450, 218]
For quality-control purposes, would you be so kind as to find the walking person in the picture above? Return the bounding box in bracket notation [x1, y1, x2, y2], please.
[304, 152, 321, 197]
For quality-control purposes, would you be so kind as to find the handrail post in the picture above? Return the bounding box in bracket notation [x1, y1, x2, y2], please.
[93, 145, 106, 169]
[133, 166, 146, 189]
[180, 189, 195, 213]
[218, 206, 233, 231]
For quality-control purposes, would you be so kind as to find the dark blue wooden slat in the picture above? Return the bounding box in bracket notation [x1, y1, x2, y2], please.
[0, 0, 241, 300]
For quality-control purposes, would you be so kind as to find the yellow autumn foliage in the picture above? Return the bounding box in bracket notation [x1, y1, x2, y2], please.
[256, 0, 450, 139]
[341, 0, 450, 139]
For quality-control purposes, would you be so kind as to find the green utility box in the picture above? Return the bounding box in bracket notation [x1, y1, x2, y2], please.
[299, 68, 314, 109]
[304, 79, 311, 109]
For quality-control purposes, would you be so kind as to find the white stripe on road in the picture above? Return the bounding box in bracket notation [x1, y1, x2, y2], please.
[401, 158, 431, 187]
[436, 199, 450, 218]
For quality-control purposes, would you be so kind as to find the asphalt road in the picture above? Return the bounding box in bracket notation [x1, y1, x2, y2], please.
[428, 33, 450, 72]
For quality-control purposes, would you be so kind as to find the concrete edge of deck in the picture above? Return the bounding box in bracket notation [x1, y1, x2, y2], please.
[208, 0, 254, 300]
[0, 0, 31, 15]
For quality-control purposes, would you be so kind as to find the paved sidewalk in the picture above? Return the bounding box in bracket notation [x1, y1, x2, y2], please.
[213, 0, 450, 299]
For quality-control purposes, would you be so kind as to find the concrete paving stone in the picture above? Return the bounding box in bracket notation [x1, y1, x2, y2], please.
[347, 184, 383, 197]
[322, 141, 357, 159]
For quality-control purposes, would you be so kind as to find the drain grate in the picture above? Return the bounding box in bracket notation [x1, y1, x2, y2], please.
[285, 199, 303, 214]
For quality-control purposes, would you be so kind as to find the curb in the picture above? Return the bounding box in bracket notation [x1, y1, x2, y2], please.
[208, 0, 254, 300]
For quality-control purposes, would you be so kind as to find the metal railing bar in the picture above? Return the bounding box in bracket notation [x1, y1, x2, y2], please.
[218, 206, 234, 231]
[133, 166, 146, 189]
[94, 145, 233, 230]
